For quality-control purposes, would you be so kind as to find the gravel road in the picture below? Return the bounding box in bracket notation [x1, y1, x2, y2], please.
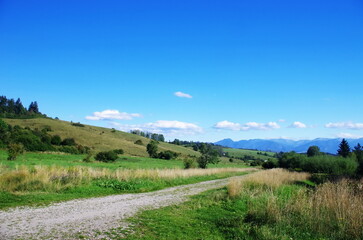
[0, 176, 246, 240]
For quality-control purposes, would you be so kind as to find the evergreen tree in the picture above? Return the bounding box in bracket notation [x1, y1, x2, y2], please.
[337, 138, 350, 158]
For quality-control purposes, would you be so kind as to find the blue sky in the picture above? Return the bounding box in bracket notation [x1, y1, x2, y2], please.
[1, 0, 363, 142]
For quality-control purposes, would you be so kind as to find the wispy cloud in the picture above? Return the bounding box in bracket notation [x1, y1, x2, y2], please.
[325, 121, 363, 130]
[289, 121, 307, 128]
[86, 110, 142, 121]
[174, 91, 192, 98]
[111, 120, 203, 136]
[336, 132, 363, 139]
[214, 121, 280, 131]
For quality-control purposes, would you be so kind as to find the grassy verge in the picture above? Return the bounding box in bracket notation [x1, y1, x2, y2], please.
[120, 169, 362, 240]
[0, 164, 255, 209]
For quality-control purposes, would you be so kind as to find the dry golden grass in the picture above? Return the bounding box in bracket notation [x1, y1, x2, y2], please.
[227, 168, 310, 197]
[0, 165, 257, 193]
[227, 168, 363, 239]
[301, 179, 363, 239]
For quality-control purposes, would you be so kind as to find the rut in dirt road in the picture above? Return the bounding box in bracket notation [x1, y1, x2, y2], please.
[0, 175, 250, 240]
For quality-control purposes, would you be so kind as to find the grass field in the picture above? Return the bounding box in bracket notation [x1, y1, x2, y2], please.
[3, 118, 200, 157]
[118, 169, 362, 240]
[223, 148, 276, 161]
[0, 150, 254, 209]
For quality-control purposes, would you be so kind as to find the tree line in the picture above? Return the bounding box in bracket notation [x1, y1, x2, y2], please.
[263, 139, 363, 177]
[0, 96, 45, 118]
[130, 130, 165, 142]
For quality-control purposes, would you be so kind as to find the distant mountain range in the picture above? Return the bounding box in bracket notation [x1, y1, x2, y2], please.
[215, 138, 363, 154]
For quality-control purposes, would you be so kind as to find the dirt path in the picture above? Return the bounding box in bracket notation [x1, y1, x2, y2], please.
[0, 176, 247, 240]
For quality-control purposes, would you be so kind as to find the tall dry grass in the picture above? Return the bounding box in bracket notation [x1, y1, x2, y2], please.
[0, 164, 257, 193]
[227, 168, 310, 197]
[296, 179, 363, 239]
[226, 168, 363, 239]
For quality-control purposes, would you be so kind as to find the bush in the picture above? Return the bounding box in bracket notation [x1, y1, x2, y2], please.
[158, 150, 178, 160]
[71, 122, 85, 127]
[113, 149, 124, 155]
[262, 159, 278, 169]
[95, 151, 118, 162]
[51, 135, 62, 145]
[61, 138, 76, 146]
[183, 158, 197, 169]
[7, 143, 25, 160]
[134, 139, 143, 145]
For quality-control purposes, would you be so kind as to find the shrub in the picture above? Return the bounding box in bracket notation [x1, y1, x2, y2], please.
[61, 138, 76, 146]
[262, 159, 278, 169]
[146, 140, 158, 158]
[95, 151, 118, 162]
[71, 122, 85, 127]
[158, 150, 178, 160]
[58, 146, 79, 154]
[183, 158, 197, 169]
[134, 139, 143, 145]
[7, 143, 25, 160]
[113, 149, 124, 155]
[51, 135, 62, 145]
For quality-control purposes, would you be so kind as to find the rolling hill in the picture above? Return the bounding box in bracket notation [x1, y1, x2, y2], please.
[3, 118, 200, 157]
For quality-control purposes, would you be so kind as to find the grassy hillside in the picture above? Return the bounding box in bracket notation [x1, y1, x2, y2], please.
[3, 118, 200, 157]
[224, 147, 276, 161]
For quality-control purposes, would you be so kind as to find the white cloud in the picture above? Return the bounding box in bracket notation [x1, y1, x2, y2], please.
[86, 110, 142, 121]
[174, 91, 192, 98]
[111, 120, 203, 136]
[214, 120, 241, 131]
[278, 119, 286, 122]
[325, 121, 363, 130]
[336, 133, 363, 139]
[289, 121, 307, 128]
[214, 121, 280, 131]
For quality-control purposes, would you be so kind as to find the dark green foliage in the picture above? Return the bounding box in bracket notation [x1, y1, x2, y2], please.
[183, 158, 196, 169]
[353, 143, 363, 175]
[0, 96, 43, 118]
[50, 135, 62, 145]
[130, 130, 165, 142]
[7, 143, 25, 160]
[58, 146, 80, 154]
[196, 143, 221, 168]
[158, 150, 178, 160]
[134, 139, 143, 145]
[277, 151, 358, 176]
[262, 159, 278, 169]
[307, 145, 320, 157]
[146, 140, 159, 158]
[95, 151, 118, 162]
[337, 138, 350, 158]
[0, 121, 88, 154]
[71, 122, 85, 127]
[61, 138, 76, 146]
[28, 101, 39, 114]
[113, 149, 124, 155]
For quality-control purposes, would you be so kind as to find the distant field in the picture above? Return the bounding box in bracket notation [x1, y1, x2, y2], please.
[0, 150, 248, 170]
[3, 118, 200, 157]
[223, 148, 276, 160]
